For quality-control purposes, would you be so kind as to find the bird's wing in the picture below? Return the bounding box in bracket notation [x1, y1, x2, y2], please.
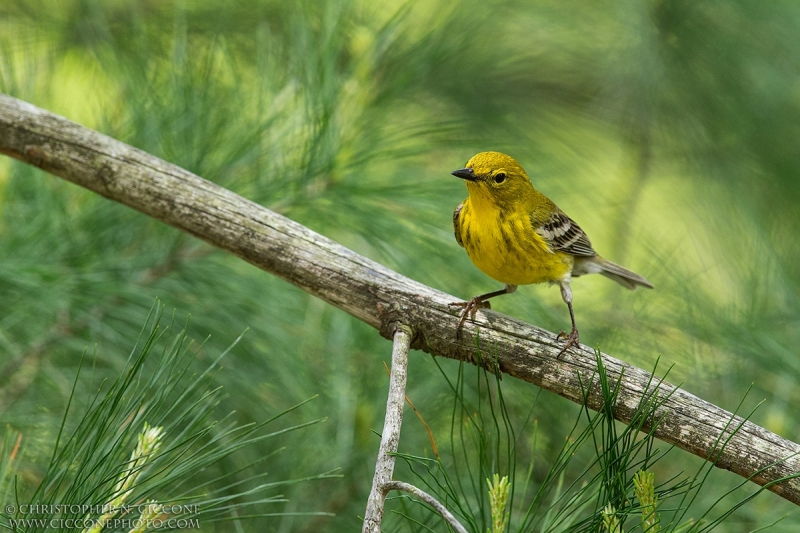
[534, 209, 597, 257]
[453, 202, 465, 247]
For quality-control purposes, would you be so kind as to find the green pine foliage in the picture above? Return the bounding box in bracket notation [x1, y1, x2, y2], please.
[0, 304, 335, 532]
[391, 350, 795, 532]
[1, 0, 800, 530]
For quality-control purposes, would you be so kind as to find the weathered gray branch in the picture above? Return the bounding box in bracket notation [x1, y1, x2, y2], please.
[363, 326, 412, 532]
[382, 481, 469, 533]
[1, 93, 799, 504]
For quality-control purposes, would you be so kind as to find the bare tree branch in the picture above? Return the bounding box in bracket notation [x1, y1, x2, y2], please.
[1, 93, 799, 505]
[363, 326, 412, 533]
[382, 481, 469, 533]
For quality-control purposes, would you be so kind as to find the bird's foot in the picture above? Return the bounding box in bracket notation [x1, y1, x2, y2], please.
[556, 327, 580, 359]
[449, 298, 491, 338]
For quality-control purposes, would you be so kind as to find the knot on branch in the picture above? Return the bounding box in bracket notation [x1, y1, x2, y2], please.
[377, 302, 419, 347]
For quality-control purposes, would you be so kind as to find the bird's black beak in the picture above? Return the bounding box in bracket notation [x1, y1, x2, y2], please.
[451, 168, 478, 181]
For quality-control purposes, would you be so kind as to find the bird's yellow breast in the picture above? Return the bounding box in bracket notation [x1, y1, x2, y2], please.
[457, 197, 573, 286]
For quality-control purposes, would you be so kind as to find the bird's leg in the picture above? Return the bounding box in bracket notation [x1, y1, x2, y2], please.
[556, 281, 580, 358]
[451, 284, 517, 338]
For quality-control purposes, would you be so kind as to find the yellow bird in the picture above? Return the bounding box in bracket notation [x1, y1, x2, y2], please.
[450, 151, 653, 355]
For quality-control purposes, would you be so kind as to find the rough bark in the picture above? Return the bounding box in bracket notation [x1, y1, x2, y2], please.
[1, 93, 799, 505]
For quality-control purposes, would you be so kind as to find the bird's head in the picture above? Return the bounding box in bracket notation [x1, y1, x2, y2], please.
[451, 151, 534, 207]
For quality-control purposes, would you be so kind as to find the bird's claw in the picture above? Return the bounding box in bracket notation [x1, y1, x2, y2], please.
[556, 328, 580, 359]
[449, 298, 491, 338]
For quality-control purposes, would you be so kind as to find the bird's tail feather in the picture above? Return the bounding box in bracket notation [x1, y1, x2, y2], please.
[596, 257, 654, 290]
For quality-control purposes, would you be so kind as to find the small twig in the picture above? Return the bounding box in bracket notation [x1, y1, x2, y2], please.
[382, 480, 469, 533]
[362, 325, 412, 533]
[382, 360, 439, 459]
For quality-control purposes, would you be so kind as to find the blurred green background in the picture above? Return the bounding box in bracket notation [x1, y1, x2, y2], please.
[1, 0, 799, 530]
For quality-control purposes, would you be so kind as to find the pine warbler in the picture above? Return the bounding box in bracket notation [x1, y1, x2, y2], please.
[451, 151, 653, 356]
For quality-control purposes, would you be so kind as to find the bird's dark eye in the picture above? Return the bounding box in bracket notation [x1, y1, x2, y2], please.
[494, 172, 506, 184]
